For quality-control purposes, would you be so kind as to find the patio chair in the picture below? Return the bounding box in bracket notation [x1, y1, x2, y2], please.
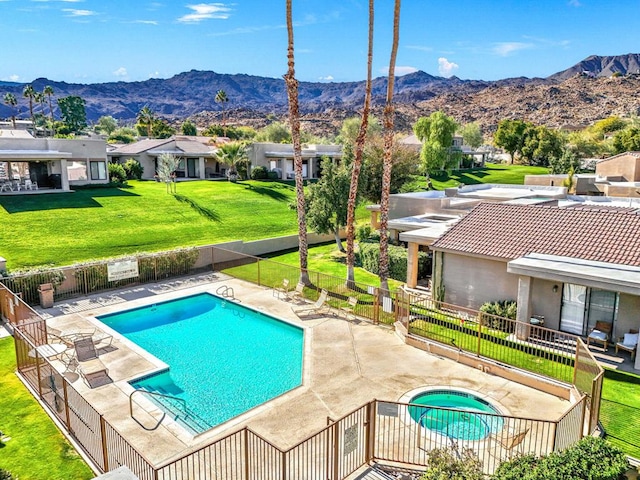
[486, 427, 530, 460]
[72, 337, 111, 388]
[340, 296, 358, 320]
[47, 326, 95, 347]
[285, 282, 305, 302]
[273, 278, 290, 299]
[24, 179, 37, 190]
[615, 329, 639, 360]
[291, 289, 330, 317]
[587, 321, 612, 350]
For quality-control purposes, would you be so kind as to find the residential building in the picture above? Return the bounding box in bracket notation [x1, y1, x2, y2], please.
[247, 142, 342, 180]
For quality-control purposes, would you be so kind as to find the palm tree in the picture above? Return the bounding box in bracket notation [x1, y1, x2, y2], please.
[345, 0, 375, 287]
[43, 85, 55, 121]
[378, 0, 401, 295]
[22, 84, 36, 126]
[137, 106, 155, 138]
[284, 0, 310, 286]
[215, 142, 248, 182]
[3, 93, 17, 129]
[215, 89, 229, 135]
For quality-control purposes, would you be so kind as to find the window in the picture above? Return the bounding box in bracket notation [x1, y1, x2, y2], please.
[559, 285, 618, 336]
[90, 161, 107, 180]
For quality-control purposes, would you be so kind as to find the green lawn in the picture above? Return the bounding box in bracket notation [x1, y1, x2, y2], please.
[0, 180, 368, 271]
[600, 369, 640, 459]
[0, 337, 93, 479]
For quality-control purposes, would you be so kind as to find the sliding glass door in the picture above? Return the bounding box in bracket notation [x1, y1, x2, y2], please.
[559, 284, 618, 336]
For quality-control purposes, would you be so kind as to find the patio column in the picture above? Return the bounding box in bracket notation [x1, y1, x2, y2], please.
[515, 275, 533, 340]
[59, 159, 70, 191]
[199, 157, 206, 179]
[406, 242, 420, 288]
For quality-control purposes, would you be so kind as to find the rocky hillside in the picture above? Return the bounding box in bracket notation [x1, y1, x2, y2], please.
[2, 54, 640, 138]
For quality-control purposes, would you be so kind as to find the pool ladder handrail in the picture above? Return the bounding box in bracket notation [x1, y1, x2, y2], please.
[216, 284, 236, 300]
[129, 389, 188, 431]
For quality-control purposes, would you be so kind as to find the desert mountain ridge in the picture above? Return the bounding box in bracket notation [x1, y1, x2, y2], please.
[2, 53, 640, 138]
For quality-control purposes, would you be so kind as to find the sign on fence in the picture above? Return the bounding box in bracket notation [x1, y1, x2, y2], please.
[107, 259, 139, 282]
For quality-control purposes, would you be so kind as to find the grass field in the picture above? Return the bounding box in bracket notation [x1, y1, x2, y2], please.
[0, 180, 370, 271]
[0, 337, 93, 480]
[600, 368, 640, 459]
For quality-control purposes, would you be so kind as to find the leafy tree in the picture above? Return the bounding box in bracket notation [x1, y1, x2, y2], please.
[108, 163, 127, 185]
[256, 121, 292, 143]
[181, 119, 197, 136]
[108, 127, 137, 144]
[203, 124, 256, 140]
[612, 126, 640, 153]
[123, 158, 143, 179]
[591, 116, 627, 139]
[548, 147, 581, 174]
[521, 125, 563, 166]
[136, 106, 155, 137]
[3, 92, 17, 129]
[215, 141, 248, 181]
[414, 111, 460, 179]
[305, 158, 353, 252]
[494, 119, 528, 163]
[157, 153, 180, 193]
[95, 116, 118, 135]
[22, 84, 36, 124]
[151, 119, 175, 139]
[338, 116, 381, 147]
[459, 122, 483, 148]
[360, 139, 416, 202]
[57, 95, 87, 133]
[566, 130, 604, 159]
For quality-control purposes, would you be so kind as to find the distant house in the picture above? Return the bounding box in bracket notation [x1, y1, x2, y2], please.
[247, 142, 343, 180]
[400, 134, 487, 168]
[0, 130, 108, 191]
[107, 136, 226, 180]
[429, 202, 640, 369]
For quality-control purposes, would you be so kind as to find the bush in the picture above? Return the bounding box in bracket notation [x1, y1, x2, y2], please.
[492, 437, 628, 480]
[123, 158, 143, 180]
[267, 170, 280, 180]
[0, 469, 15, 480]
[479, 299, 517, 332]
[251, 165, 269, 180]
[358, 242, 431, 281]
[420, 447, 483, 480]
[356, 225, 373, 243]
[108, 163, 128, 185]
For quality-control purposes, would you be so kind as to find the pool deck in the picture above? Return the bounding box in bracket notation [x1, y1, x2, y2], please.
[37, 273, 571, 467]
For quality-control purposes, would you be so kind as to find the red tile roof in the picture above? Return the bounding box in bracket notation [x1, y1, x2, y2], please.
[431, 202, 640, 266]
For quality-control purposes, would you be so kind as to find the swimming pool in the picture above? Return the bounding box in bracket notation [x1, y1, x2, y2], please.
[407, 389, 504, 441]
[97, 293, 304, 434]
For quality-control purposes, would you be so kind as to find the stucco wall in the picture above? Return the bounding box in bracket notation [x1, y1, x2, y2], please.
[595, 154, 640, 182]
[441, 253, 518, 309]
[530, 278, 563, 330]
[615, 293, 640, 338]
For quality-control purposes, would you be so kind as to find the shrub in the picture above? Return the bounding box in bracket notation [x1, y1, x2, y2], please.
[492, 437, 628, 480]
[0, 469, 15, 480]
[479, 300, 517, 332]
[108, 162, 128, 185]
[420, 447, 483, 480]
[358, 242, 431, 281]
[267, 170, 280, 180]
[356, 225, 373, 243]
[251, 165, 269, 180]
[123, 158, 143, 180]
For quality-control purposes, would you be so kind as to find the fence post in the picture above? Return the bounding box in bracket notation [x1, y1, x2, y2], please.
[100, 416, 109, 472]
[35, 354, 43, 398]
[477, 315, 483, 356]
[374, 288, 379, 325]
[257, 258, 261, 287]
[364, 401, 373, 463]
[281, 450, 287, 480]
[62, 380, 72, 432]
[243, 428, 250, 480]
[332, 421, 340, 480]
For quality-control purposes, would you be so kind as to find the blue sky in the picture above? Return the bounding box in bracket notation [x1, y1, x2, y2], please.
[1, 0, 638, 85]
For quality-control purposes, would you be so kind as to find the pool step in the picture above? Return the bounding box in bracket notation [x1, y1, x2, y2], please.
[138, 386, 212, 434]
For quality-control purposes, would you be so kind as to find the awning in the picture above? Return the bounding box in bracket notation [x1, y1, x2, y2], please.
[507, 253, 640, 296]
[0, 150, 73, 160]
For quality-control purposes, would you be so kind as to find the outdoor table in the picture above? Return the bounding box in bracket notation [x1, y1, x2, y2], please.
[28, 343, 67, 359]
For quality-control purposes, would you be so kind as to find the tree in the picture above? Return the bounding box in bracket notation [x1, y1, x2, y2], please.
[284, 0, 310, 286]
[360, 139, 416, 202]
[414, 111, 459, 179]
[459, 122, 483, 148]
[181, 119, 197, 136]
[521, 125, 563, 166]
[22, 84, 36, 125]
[338, 116, 381, 147]
[494, 119, 528, 163]
[591, 116, 627, 139]
[256, 121, 292, 143]
[57, 95, 87, 133]
[378, 0, 401, 295]
[108, 127, 137, 144]
[156, 153, 180, 193]
[612, 126, 640, 153]
[215, 141, 248, 181]
[548, 147, 581, 174]
[3, 93, 17, 129]
[215, 89, 229, 135]
[43, 85, 55, 121]
[345, 0, 375, 286]
[95, 116, 118, 135]
[305, 158, 352, 252]
[136, 106, 155, 137]
[151, 119, 175, 139]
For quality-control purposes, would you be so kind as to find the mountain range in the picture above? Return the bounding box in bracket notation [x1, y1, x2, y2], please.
[2, 53, 640, 137]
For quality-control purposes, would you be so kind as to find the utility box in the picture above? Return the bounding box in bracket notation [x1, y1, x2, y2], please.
[38, 283, 54, 308]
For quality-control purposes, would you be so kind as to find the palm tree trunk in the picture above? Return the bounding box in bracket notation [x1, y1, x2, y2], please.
[284, 0, 310, 285]
[345, 0, 374, 288]
[379, 0, 401, 296]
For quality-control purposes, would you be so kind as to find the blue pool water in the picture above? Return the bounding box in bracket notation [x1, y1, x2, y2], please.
[97, 293, 304, 434]
[408, 389, 504, 441]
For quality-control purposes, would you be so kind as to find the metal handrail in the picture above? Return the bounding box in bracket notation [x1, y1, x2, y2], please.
[129, 389, 187, 430]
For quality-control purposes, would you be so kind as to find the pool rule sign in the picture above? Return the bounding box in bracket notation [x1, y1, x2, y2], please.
[107, 259, 140, 282]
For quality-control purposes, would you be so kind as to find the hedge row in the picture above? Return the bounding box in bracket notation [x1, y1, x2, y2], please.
[358, 242, 432, 281]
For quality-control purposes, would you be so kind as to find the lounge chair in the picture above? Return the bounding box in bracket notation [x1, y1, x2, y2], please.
[292, 289, 330, 317]
[486, 427, 530, 460]
[72, 337, 111, 388]
[587, 321, 612, 350]
[285, 282, 305, 302]
[615, 329, 639, 360]
[340, 296, 358, 320]
[273, 278, 290, 299]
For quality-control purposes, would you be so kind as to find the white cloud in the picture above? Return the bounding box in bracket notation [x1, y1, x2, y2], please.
[148, 71, 161, 78]
[406, 45, 433, 52]
[438, 57, 459, 77]
[492, 42, 533, 57]
[178, 3, 231, 23]
[318, 75, 334, 82]
[113, 67, 128, 77]
[62, 8, 96, 16]
[2, 74, 20, 82]
[133, 20, 158, 25]
[394, 66, 418, 76]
